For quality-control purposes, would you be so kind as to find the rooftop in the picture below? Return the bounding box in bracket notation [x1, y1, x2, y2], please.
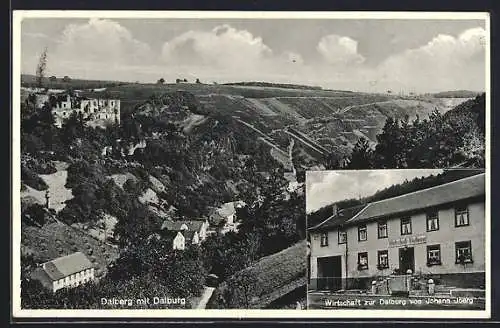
[308, 204, 367, 231]
[309, 173, 485, 231]
[41, 252, 94, 281]
[161, 219, 205, 232]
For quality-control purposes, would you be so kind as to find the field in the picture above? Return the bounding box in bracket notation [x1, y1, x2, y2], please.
[21, 74, 128, 90]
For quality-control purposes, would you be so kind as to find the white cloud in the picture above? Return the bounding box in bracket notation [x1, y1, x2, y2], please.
[317, 34, 365, 65]
[373, 27, 486, 93]
[51, 18, 153, 73]
[161, 24, 273, 70]
[22, 21, 486, 91]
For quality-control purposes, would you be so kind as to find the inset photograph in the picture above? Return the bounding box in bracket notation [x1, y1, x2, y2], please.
[306, 169, 486, 311]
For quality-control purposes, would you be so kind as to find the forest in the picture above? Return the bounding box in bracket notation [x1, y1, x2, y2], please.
[20, 90, 305, 308]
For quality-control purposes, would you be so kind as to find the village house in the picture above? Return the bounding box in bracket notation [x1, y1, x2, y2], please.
[30, 252, 95, 293]
[160, 219, 209, 250]
[308, 173, 485, 291]
[209, 201, 246, 234]
[33, 93, 120, 128]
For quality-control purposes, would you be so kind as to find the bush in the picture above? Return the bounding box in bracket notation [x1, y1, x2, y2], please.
[21, 166, 48, 191]
[22, 203, 48, 227]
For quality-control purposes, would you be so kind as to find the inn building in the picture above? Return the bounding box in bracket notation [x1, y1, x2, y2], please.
[308, 173, 485, 291]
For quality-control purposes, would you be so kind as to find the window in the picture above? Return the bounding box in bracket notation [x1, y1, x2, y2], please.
[378, 221, 388, 239]
[455, 206, 470, 227]
[320, 232, 328, 247]
[358, 225, 367, 241]
[426, 211, 440, 231]
[358, 252, 368, 270]
[455, 241, 473, 263]
[338, 230, 347, 244]
[427, 245, 442, 266]
[401, 217, 412, 235]
[377, 250, 389, 269]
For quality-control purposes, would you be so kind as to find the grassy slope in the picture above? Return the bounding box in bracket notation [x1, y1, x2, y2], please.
[22, 220, 119, 278]
[208, 240, 307, 309]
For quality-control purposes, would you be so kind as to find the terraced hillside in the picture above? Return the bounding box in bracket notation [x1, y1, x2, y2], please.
[89, 83, 471, 165]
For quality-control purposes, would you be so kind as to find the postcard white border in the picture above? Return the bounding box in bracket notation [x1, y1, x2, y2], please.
[12, 10, 491, 319]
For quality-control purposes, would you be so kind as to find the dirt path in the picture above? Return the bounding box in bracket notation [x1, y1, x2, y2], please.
[21, 162, 73, 213]
[195, 287, 216, 309]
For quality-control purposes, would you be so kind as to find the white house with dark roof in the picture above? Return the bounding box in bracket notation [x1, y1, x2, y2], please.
[161, 219, 209, 250]
[172, 230, 200, 250]
[31, 252, 95, 293]
[308, 173, 486, 291]
[209, 201, 246, 233]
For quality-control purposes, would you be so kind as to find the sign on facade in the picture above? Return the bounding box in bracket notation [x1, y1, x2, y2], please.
[389, 235, 426, 248]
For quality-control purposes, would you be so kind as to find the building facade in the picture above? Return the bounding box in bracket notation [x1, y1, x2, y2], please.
[31, 252, 96, 293]
[33, 93, 120, 128]
[308, 173, 485, 291]
[172, 230, 200, 250]
[161, 219, 209, 250]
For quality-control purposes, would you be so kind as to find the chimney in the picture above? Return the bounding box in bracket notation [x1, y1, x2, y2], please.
[332, 204, 338, 217]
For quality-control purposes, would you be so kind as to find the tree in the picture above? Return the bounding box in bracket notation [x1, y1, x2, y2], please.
[373, 117, 405, 168]
[175, 78, 181, 84]
[62, 76, 71, 83]
[36, 47, 48, 88]
[224, 270, 261, 308]
[183, 78, 188, 83]
[157, 78, 165, 85]
[22, 203, 48, 227]
[348, 137, 374, 169]
[195, 78, 201, 84]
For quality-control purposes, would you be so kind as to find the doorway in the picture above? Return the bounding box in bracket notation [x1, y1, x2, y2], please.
[399, 247, 415, 274]
[317, 256, 342, 291]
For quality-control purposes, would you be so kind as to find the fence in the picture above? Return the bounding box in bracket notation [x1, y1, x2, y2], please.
[310, 271, 433, 296]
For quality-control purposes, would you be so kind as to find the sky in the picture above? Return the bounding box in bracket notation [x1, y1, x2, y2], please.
[20, 16, 487, 93]
[305, 169, 444, 213]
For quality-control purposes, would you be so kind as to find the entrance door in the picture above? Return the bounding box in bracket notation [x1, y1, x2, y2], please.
[317, 256, 342, 291]
[399, 247, 415, 273]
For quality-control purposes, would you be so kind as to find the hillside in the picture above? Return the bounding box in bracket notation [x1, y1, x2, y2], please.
[224, 81, 324, 90]
[22, 219, 119, 278]
[444, 93, 485, 135]
[21, 74, 129, 90]
[207, 240, 307, 309]
[20, 76, 483, 309]
[432, 90, 482, 98]
[83, 82, 473, 169]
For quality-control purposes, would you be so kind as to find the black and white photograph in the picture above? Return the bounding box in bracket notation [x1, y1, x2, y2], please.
[12, 10, 489, 318]
[306, 169, 487, 313]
